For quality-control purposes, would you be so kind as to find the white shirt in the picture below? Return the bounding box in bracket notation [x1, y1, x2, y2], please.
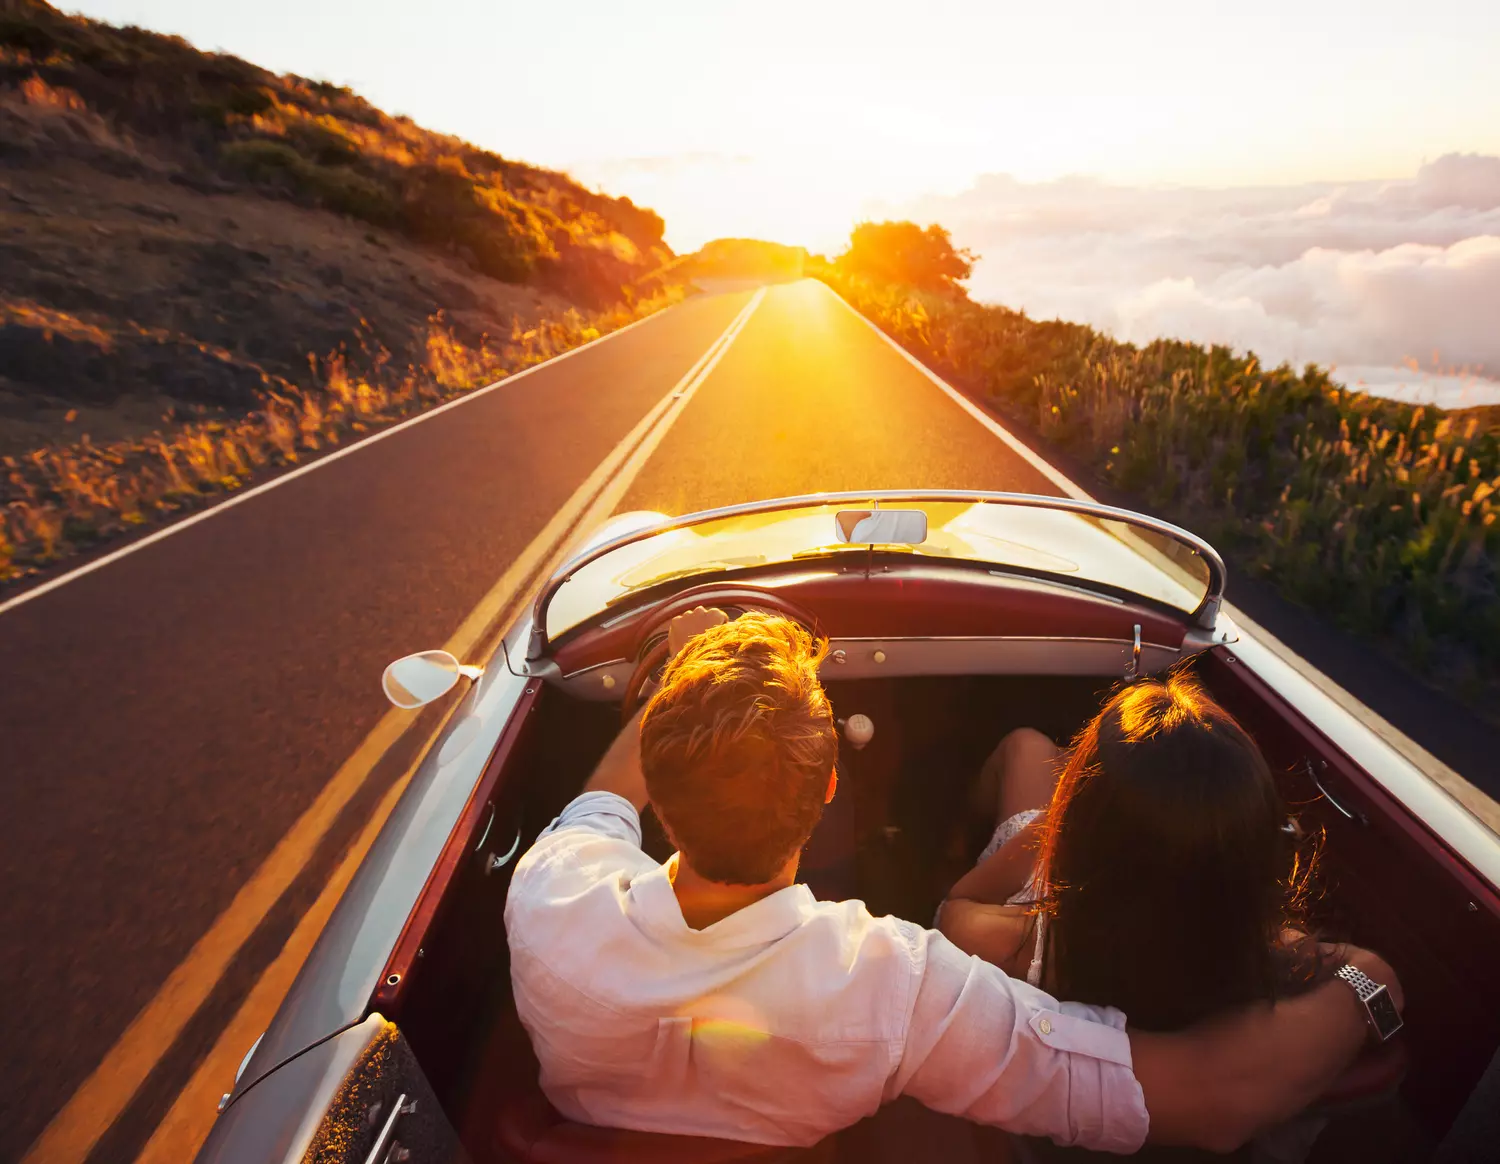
[505, 792, 1149, 1152]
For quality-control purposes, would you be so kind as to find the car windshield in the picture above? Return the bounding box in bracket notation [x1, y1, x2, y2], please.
[543, 496, 1218, 642]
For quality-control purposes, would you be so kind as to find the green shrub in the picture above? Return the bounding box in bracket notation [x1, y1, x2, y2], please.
[287, 117, 361, 165]
[302, 163, 399, 225]
[219, 136, 304, 179]
[398, 163, 555, 283]
[219, 138, 398, 225]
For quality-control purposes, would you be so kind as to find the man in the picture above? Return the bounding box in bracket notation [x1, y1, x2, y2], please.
[505, 609, 1402, 1153]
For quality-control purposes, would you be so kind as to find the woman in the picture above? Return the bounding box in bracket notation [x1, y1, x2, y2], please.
[937, 671, 1324, 1033]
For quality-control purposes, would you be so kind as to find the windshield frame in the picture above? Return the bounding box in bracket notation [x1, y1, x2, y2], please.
[527, 490, 1227, 659]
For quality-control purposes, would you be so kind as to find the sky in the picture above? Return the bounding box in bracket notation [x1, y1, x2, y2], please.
[61, 0, 1500, 402]
[62, 0, 1500, 251]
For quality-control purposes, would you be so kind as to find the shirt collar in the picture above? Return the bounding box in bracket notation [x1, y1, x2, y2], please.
[625, 855, 818, 950]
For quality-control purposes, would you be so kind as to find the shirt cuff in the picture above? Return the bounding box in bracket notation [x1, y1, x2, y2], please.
[539, 790, 643, 848]
[1042, 1003, 1148, 1153]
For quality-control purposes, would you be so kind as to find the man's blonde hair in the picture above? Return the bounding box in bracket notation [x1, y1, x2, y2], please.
[640, 612, 837, 885]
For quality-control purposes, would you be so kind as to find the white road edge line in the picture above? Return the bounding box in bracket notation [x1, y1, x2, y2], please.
[0, 299, 679, 620]
[820, 282, 1088, 503]
[817, 279, 1495, 822]
[20, 288, 764, 1164]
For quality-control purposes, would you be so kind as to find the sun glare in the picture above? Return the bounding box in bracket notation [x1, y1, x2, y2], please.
[573, 148, 978, 255]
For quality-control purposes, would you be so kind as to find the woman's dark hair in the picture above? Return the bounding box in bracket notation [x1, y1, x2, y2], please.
[1037, 672, 1317, 1031]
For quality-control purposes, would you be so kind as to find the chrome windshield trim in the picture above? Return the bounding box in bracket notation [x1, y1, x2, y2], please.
[528, 490, 1226, 657]
[985, 569, 1127, 604]
[826, 634, 1180, 646]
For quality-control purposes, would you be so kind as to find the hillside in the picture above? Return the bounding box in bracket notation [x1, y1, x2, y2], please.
[0, 0, 671, 456]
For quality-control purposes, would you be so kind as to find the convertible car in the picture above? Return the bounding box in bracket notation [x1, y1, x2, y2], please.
[196, 491, 1500, 1164]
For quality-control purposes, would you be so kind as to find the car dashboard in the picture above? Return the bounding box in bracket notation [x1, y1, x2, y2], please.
[538, 562, 1199, 702]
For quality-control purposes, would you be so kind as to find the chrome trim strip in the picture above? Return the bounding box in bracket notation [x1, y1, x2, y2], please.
[560, 657, 632, 681]
[233, 1033, 263, 1087]
[363, 1092, 413, 1164]
[986, 570, 1126, 604]
[528, 490, 1227, 656]
[553, 636, 1190, 699]
[557, 659, 635, 701]
[472, 803, 496, 852]
[486, 829, 523, 875]
[1306, 758, 1359, 822]
[817, 636, 1179, 680]
[825, 634, 1179, 645]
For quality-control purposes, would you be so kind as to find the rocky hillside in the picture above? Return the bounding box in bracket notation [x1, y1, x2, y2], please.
[0, 0, 672, 453]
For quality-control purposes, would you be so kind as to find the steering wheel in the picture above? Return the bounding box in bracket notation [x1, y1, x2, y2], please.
[618, 584, 822, 721]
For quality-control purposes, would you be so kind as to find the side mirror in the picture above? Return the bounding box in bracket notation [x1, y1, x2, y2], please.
[382, 649, 480, 709]
[834, 509, 928, 544]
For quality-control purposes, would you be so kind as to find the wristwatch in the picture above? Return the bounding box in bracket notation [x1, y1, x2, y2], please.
[1334, 963, 1403, 1042]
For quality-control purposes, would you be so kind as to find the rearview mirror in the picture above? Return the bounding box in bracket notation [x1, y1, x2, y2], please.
[834, 509, 928, 544]
[382, 650, 468, 709]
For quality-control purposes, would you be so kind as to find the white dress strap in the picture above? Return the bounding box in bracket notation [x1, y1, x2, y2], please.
[1027, 909, 1046, 987]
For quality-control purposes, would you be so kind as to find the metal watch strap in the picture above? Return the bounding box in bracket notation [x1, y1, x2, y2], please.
[1334, 963, 1382, 1003]
[1334, 962, 1403, 1042]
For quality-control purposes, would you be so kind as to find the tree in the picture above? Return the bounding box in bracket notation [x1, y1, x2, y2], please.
[836, 221, 975, 296]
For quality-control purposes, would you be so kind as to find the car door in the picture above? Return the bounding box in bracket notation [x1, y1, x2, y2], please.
[197, 1014, 469, 1164]
[1197, 641, 1500, 1135]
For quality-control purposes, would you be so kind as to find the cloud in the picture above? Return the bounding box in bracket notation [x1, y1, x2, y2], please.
[890, 154, 1500, 406]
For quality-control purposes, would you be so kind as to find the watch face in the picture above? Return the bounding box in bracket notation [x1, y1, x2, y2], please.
[1368, 987, 1403, 1039]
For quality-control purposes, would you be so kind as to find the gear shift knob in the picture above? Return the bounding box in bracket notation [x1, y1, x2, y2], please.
[842, 713, 875, 750]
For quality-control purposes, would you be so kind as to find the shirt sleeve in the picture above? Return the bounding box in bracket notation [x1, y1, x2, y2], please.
[507, 792, 647, 937]
[536, 790, 643, 848]
[892, 927, 1149, 1154]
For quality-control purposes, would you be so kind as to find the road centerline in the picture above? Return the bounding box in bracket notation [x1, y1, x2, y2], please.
[18, 289, 763, 1164]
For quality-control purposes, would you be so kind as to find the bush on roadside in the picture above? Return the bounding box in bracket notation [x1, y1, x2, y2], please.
[838, 221, 974, 297]
[220, 137, 399, 224]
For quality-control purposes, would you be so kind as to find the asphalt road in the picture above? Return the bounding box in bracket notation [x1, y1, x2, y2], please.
[3, 278, 1496, 1162]
[0, 290, 752, 1161]
[621, 279, 1060, 509]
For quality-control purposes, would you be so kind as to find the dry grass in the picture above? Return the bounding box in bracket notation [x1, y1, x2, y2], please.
[18, 71, 81, 109]
[0, 285, 685, 580]
[816, 265, 1500, 713]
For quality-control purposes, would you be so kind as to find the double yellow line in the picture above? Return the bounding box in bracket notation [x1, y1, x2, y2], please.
[22, 286, 765, 1164]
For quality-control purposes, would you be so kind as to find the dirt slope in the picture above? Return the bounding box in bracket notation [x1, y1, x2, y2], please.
[0, 0, 671, 452]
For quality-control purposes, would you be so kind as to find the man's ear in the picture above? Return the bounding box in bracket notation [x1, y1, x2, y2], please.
[825, 766, 838, 805]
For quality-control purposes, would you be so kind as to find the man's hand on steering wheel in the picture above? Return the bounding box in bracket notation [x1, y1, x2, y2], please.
[627, 607, 730, 721]
[668, 605, 729, 657]
[622, 591, 813, 720]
